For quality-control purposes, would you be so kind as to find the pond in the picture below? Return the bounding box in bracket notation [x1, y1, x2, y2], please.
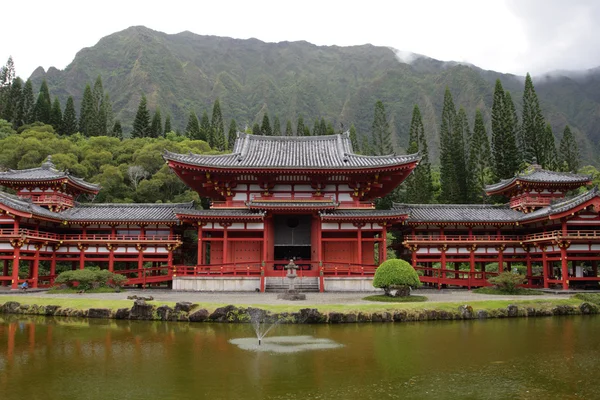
[1, 315, 599, 399]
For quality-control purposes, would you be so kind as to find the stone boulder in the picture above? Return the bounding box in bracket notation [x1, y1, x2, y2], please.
[357, 312, 371, 322]
[130, 299, 155, 320]
[506, 304, 519, 318]
[156, 305, 173, 321]
[297, 308, 327, 324]
[579, 302, 597, 315]
[476, 310, 489, 319]
[189, 308, 210, 322]
[209, 305, 239, 322]
[174, 302, 194, 313]
[115, 308, 130, 320]
[393, 311, 407, 322]
[1, 301, 20, 313]
[88, 308, 111, 319]
[44, 305, 60, 315]
[458, 305, 474, 319]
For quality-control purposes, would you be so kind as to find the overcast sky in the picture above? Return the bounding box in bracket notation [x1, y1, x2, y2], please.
[2, 0, 599, 79]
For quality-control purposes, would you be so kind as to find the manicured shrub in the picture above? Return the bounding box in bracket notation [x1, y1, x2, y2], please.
[487, 271, 526, 293]
[54, 267, 126, 291]
[373, 259, 421, 296]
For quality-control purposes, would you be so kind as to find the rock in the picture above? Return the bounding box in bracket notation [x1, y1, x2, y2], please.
[424, 310, 438, 320]
[458, 305, 474, 319]
[115, 308, 130, 320]
[526, 307, 537, 317]
[328, 312, 344, 323]
[357, 312, 371, 322]
[552, 305, 575, 315]
[506, 304, 519, 317]
[156, 305, 173, 321]
[1, 301, 20, 313]
[580, 302, 596, 314]
[297, 308, 327, 324]
[88, 308, 111, 319]
[476, 310, 488, 319]
[189, 308, 210, 322]
[127, 295, 138, 300]
[343, 313, 357, 323]
[393, 311, 407, 322]
[130, 299, 155, 320]
[209, 305, 239, 322]
[44, 305, 60, 315]
[371, 312, 392, 322]
[174, 302, 194, 313]
[439, 311, 453, 320]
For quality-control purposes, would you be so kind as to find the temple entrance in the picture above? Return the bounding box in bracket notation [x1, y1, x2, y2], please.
[273, 215, 312, 271]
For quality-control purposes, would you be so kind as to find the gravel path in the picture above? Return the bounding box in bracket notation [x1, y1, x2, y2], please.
[0, 288, 573, 305]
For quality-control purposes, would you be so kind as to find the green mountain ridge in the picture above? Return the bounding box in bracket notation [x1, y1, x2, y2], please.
[30, 25, 600, 165]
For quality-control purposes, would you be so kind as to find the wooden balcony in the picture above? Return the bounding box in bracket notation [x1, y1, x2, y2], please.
[510, 195, 552, 209]
[26, 193, 75, 208]
[0, 228, 181, 243]
[404, 230, 600, 246]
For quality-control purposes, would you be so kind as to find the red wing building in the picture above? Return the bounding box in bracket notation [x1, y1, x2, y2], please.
[0, 133, 598, 291]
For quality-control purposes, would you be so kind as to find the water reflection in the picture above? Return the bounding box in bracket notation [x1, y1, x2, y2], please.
[1, 316, 600, 399]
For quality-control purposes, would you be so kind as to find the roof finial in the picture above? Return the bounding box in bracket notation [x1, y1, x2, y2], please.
[41, 155, 55, 170]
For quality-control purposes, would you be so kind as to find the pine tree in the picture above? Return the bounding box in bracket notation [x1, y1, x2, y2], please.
[285, 120, 293, 136]
[90, 75, 105, 136]
[200, 111, 212, 145]
[18, 78, 35, 126]
[453, 107, 471, 203]
[33, 79, 51, 124]
[103, 94, 114, 135]
[78, 84, 94, 135]
[558, 125, 580, 172]
[261, 114, 272, 136]
[3, 77, 22, 125]
[312, 119, 320, 136]
[542, 123, 558, 170]
[227, 119, 237, 150]
[296, 115, 305, 136]
[150, 108, 162, 138]
[163, 114, 172, 135]
[469, 109, 492, 202]
[326, 122, 335, 135]
[439, 87, 458, 203]
[50, 97, 62, 132]
[0, 56, 15, 119]
[272, 116, 281, 136]
[503, 91, 521, 176]
[521, 73, 546, 164]
[320, 118, 327, 136]
[491, 79, 506, 180]
[132, 94, 150, 138]
[349, 124, 359, 151]
[303, 126, 311, 136]
[211, 99, 225, 150]
[61, 96, 78, 135]
[185, 111, 201, 140]
[371, 100, 392, 156]
[252, 122, 261, 135]
[406, 105, 433, 203]
[112, 120, 123, 139]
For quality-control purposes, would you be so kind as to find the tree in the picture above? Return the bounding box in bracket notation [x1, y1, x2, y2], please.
[371, 100, 392, 156]
[50, 97, 62, 133]
[349, 124, 359, 151]
[260, 114, 272, 136]
[285, 120, 293, 136]
[0, 56, 15, 119]
[227, 119, 237, 150]
[78, 84, 94, 135]
[558, 125, 580, 172]
[163, 114, 172, 135]
[132, 94, 150, 138]
[541, 123, 558, 170]
[3, 77, 22, 125]
[405, 105, 433, 204]
[90, 75, 106, 136]
[502, 91, 521, 176]
[252, 122, 261, 135]
[200, 111, 212, 145]
[312, 118, 320, 136]
[491, 79, 506, 180]
[112, 120, 123, 139]
[61, 96, 78, 135]
[273, 116, 281, 136]
[326, 121, 335, 135]
[128, 165, 149, 190]
[320, 118, 328, 136]
[211, 99, 225, 150]
[521, 73, 546, 164]
[372, 259, 421, 297]
[469, 109, 491, 201]
[150, 108, 162, 138]
[439, 87, 458, 203]
[185, 111, 201, 140]
[296, 115, 305, 136]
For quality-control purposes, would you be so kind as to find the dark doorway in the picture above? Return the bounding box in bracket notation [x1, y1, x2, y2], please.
[273, 214, 311, 262]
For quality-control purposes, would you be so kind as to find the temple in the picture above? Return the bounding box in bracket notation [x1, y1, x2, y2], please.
[1, 133, 600, 291]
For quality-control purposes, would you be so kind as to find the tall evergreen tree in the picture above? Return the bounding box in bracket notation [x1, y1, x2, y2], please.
[320, 118, 327, 136]
[132, 94, 150, 138]
[0, 56, 16, 118]
[112, 120, 123, 139]
[33, 79, 51, 124]
[558, 125, 580, 172]
[227, 119, 237, 150]
[541, 123, 558, 170]
[469, 109, 492, 202]
[406, 105, 433, 203]
[453, 107, 472, 203]
[90, 75, 105, 136]
[349, 124, 359, 151]
[272, 116, 281, 136]
[303, 126, 311, 137]
[503, 91, 521, 175]
[78, 84, 94, 135]
[261, 114, 272, 136]
[185, 111, 201, 140]
[103, 94, 114, 135]
[326, 121, 335, 135]
[211, 99, 225, 150]
[50, 97, 62, 132]
[200, 111, 212, 145]
[252, 122, 261, 135]
[3, 77, 22, 125]
[285, 120, 293, 136]
[371, 100, 392, 156]
[439, 87, 458, 203]
[150, 108, 162, 138]
[521, 73, 546, 164]
[18, 78, 35, 126]
[163, 114, 172, 135]
[491, 79, 506, 180]
[296, 115, 305, 136]
[61, 96, 78, 135]
[312, 119, 320, 136]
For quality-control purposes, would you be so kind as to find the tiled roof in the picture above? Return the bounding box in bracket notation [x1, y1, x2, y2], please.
[519, 187, 600, 221]
[164, 132, 420, 170]
[59, 202, 195, 223]
[320, 209, 407, 219]
[393, 203, 522, 223]
[0, 156, 100, 193]
[485, 165, 590, 193]
[176, 209, 265, 218]
[0, 191, 64, 220]
[247, 200, 338, 210]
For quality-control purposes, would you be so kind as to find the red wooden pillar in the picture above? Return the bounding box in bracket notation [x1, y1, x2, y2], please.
[469, 245, 475, 290]
[497, 244, 505, 273]
[197, 223, 204, 265]
[381, 224, 388, 263]
[411, 246, 417, 268]
[32, 245, 40, 288]
[108, 246, 114, 272]
[317, 216, 324, 293]
[439, 245, 447, 289]
[222, 223, 229, 264]
[526, 250, 532, 286]
[79, 246, 85, 270]
[2, 259, 9, 287]
[560, 242, 569, 290]
[50, 250, 56, 284]
[11, 245, 21, 290]
[357, 225, 363, 265]
[542, 246, 549, 289]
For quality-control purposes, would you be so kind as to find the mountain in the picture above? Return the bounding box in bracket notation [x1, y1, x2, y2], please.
[30, 26, 600, 165]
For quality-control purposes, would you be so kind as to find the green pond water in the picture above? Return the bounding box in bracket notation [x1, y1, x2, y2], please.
[1, 315, 599, 399]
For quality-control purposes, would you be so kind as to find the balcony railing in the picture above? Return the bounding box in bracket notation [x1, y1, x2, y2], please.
[25, 193, 75, 208]
[510, 195, 552, 209]
[404, 230, 600, 244]
[0, 228, 180, 242]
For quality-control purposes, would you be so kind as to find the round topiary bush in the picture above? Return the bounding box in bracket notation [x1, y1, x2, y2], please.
[373, 259, 421, 297]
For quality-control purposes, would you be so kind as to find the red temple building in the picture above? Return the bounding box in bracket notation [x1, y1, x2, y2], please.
[1, 136, 599, 291]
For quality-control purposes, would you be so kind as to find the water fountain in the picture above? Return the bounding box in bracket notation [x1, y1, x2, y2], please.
[276, 259, 306, 301]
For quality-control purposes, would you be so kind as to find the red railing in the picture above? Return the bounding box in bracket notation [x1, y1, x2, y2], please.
[510, 195, 552, 209]
[0, 229, 180, 242]
[320, 262, 377, 276]
[175, 262, 262, 277]
[27, 193, 75, 207]
[405, 230, 600, 244]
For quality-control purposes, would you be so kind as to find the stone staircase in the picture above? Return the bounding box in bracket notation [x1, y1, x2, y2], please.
[264, 277, 320, 293]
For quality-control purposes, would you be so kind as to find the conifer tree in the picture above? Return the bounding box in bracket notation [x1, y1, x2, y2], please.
[502, 91, 521, 176]
[326, 122, 335, 135]
[252, 122, 261, 135]
[132, 94, 150, 138]
[4, 77, 22, 125]
[79, 84, 94, 135]
[90, 76, 105, 136]
[50, 97, 62, 132]
[491, 79, 506, 180]
[103, 94, 114, 135]
[17, 78, 35, 126]
[312, 119, 320, 136]
[360, 134, 372, 155]
[185, 111, 201, 140]
[261, 114, 272, 136]
[469, 109, 492, 202]
[558, 125, 580, 172]
[541, 123, 558, 170]
[320, 118, 327, 136]
[227, 119, 237, 150]
[163, 114, 172, 135]
[150, 108, 162, 138]
[453, 107, 471, 203]
[273, 116, 281, 136]
[303, 126, 311, 137]
[349, 124, 359, 151]
[0, 56, 15, 118]
[112, 120, 123, 139]
[211, 99, 225, 150]
[439, 87, 458, 203]
[371, 100, 392, 156]
[61, 96, 78, 136]
[285, 120, 293, 136]
[33, 79, 51, 124]
[200, 111, 212, 145]
[406, 105, 433, 203]
[296, 115, 305, 136]
[521, 73, 546, 164]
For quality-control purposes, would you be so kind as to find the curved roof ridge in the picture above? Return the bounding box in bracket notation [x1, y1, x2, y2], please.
[73, 201, 195, 209]
[393, 202, 510, 209]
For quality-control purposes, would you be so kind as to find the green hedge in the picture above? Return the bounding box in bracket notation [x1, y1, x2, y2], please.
[373, 259, 421, 295]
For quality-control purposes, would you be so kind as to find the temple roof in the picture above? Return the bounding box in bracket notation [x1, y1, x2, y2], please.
[0, 191, 63, 221]
[393, 203, 521, 223]
[59, 202, 195, 223]
[0, 156, 100, 193]
[164, 132, 420, 170]
[247, 199, 338, 210]
[519, 187, 600, 221]
[484, 165, 591, 195]
[319, 209, 407, 221]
